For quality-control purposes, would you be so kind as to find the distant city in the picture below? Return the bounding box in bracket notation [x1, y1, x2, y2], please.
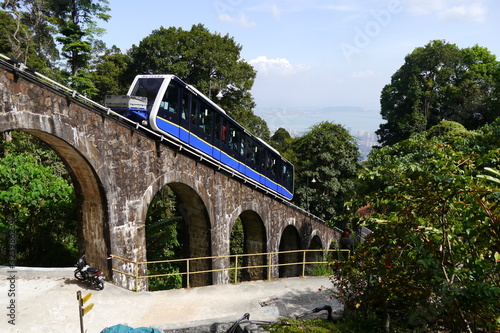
[254, 106, 383, 160]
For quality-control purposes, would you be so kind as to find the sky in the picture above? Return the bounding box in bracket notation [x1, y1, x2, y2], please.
[99, 0, 500, 134]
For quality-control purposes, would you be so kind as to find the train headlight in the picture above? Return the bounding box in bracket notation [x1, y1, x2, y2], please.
[141, 120, 148, 126]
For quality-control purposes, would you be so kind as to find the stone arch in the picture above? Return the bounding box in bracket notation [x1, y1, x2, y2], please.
[236, 210, 267, 281]
[278, 225, 302, 278]
[153, 182, 212, 287]
[306, 234, 323, 274]
[6, 128, 110, 274]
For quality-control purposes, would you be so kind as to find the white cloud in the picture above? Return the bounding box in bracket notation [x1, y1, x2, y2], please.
[265, 3, 282, 20]
[218, 13, 257, 28]
[437, 4, 486, 22]
[249, 56, 310, 75]
[407, 0, 487, 22]
[407, 0, 447, 15]
[351, 70, 375, 79]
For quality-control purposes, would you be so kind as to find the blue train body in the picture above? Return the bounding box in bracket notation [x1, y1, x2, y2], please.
[106, 75, 294, 200]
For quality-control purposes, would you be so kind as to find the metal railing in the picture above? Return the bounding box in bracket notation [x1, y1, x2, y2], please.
[109, 249, 350, 291]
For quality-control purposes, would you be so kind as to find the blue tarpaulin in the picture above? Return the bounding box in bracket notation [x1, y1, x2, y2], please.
[100, 324, 161, 333]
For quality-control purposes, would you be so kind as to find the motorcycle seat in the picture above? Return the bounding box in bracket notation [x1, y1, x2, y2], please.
[87, 267, 100, 274]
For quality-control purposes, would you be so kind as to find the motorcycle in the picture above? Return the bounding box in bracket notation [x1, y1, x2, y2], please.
[74, 255, 105, 290]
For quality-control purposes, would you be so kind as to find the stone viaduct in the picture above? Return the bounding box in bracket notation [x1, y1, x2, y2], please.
[0, 59, 341, 291]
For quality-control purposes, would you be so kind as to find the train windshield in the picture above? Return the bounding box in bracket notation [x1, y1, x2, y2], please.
[130, 78, 164, 110]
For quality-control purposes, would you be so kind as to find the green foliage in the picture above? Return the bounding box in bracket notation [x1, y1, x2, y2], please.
[270, 127, 292, 153]
[47, 0, 110, 95]
[0, 131, 77, 266]
[336, 123, 500, 332]
[0, 1, 59, 69]
[263, 319, 339, 333]
[145, 187, 184, 290]
[229, 218, 244, 282]
[90, 48, 132, 103]
[0, 151, 77, 266]
[377, 40, 500, 146]
[290, 121, 360, 220]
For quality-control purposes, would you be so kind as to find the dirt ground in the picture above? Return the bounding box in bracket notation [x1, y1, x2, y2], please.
[0, 269, 341, 333]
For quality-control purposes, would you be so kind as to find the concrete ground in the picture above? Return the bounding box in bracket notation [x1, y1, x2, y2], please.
[0, 267, 341, 333]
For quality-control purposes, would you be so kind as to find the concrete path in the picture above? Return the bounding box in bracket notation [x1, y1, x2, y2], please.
[0, 267, 341, 333]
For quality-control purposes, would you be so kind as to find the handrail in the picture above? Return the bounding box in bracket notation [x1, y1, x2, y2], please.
[110, 249, 350, 291]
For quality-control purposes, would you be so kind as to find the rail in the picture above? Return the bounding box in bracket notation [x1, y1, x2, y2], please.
[109, 249, 350, 291]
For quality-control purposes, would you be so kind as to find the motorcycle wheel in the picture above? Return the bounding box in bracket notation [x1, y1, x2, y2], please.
[74, 271, 86, 281]
[97, 280, 104, 290]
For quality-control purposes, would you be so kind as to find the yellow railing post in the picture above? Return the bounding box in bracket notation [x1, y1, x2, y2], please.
[234, 254, 239, 283]
[186, 259, 190, 289]
[267, 253, 272, 281]
[135, 262, 139, 291]
[302, 250, 307, 277]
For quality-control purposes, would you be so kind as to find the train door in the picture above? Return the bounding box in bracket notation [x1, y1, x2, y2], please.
[264, 151, 279, 192]
[189, 98, 214, 156]
[220, 119, 241, 171]
[178, 85, 191, 143]
[156, 79, 181, 138]
[243, 137, 261, 184]
[212, 113, 222, 160]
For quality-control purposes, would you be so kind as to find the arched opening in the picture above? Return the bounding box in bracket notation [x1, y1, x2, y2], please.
[307, 234, 328, 276]
[278, 225, 302, 278]
[230, 210, 267, 282]
[144, 183, 211, 290]
[0, 130, 109, 273]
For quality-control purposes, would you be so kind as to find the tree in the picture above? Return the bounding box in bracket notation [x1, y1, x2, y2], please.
[290, 121, 359, 220]
[377, 40, 500, 146]
[0, 1, 58, 70]
[270, 127, 292, 152]
[145, 187, 184, 290]
[128, 24, 269, 138]
[0, 131, 77, 267]
[48, 0, 110, 96]
[0, 152, 77, 266]
[334, 123, 500, 332]
[89, 46, 132, 103]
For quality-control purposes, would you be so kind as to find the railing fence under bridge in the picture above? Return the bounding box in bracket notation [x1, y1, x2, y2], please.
[110, 249, 351, 291]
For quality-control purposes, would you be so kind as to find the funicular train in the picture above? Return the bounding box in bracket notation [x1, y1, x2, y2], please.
[105, 75, 294, 200]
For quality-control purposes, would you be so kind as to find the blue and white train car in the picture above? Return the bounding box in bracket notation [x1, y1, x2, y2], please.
[106, 74, 294, 200]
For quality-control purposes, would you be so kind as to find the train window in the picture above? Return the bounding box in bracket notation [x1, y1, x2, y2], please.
[199, 103, 212, 135]
[267, 154, 277, 178]
[215, 114, 221, 141]
[271, 158, 277, 177]
[190, 96, 199, 126]
[131, 78, 163, 110]
[228, 123, 239, 153]
[254, 143, 261, 167]
[245, 138, 258, 165]
[240, 135, 245, 156]
[181, 88, 189, 120]
[283, 164, 293, 189]
[260, 149, 267, 171]
[159, 81, 180, 114]
[244, 138, 253, 162]
[222, 119, 228, 143]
